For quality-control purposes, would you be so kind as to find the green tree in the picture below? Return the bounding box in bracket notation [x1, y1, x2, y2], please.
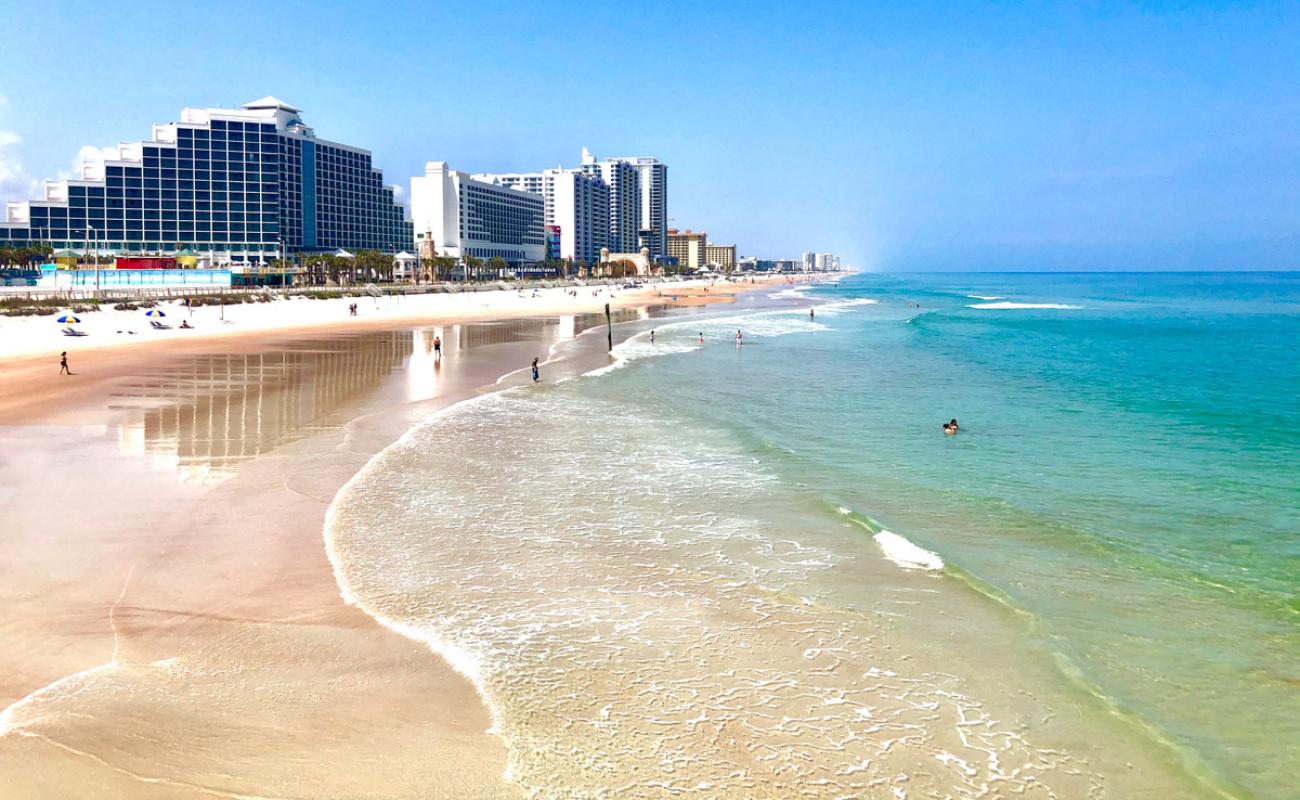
[487, 256, 509, 278]
[462, 254, 482, 282]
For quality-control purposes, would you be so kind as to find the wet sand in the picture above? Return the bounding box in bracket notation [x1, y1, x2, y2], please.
[0, 293, 739, 798]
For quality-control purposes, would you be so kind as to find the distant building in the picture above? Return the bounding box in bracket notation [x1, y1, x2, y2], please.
[667, 228, 709, 270]
[705, 242, 737, 272]
[0, 96, 411, 264]
[815, 252, 834, 271]
[477, 167, 609, 265]
[611, 156, 668, 259]
[410, 161, 545, 265]
[802, 251, 815, 272]
[545, 224, 561, 260]
[581, 148, 642, 254]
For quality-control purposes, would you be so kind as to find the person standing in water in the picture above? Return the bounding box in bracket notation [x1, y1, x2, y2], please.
[810, 307, 815, 320]
[531, 357, 540, 382]
[59, 351, 70, 375]
[699, 331, 704, 344]
[433, 335, 442, 361]
[943, 419, 960, 435]
[735, 329, 743, 347]
[650, 330, 655, 344]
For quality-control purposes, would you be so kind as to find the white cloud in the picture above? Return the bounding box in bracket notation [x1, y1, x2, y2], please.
[63, 144, 119, 181]
[0, 128, 38, 205]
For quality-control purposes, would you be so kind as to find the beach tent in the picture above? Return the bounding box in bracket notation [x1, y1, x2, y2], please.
[334, 249, 356, 259]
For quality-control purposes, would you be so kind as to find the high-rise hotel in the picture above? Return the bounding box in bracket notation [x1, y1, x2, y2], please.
[475, 167, 610, 265]
[0, 96, 412, 263]
[410, 162, 546, 265]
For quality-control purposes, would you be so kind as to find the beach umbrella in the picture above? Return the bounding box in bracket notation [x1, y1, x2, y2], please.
[145, 309, 166, 317]
[56, 314, 81, 324]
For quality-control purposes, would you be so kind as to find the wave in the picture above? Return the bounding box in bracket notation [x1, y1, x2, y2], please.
[767, 286, 811, 300]
[323, 389, 1119, 797]
[966, 295, 1003, 301]
[833, 505, 945, 572]
[968, 302, 1083, 310]
[873, 530, 945, 571]
[813, 298, 877, 315]
[583, 307, 835, 377]
[584, 329, 699, 377]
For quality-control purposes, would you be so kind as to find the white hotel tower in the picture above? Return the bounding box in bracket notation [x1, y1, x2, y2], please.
[410, 162, 545, 265]
[475, 167, 610, 265]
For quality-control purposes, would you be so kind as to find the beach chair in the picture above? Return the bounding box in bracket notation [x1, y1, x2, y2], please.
[62, 327, 87, 337]
[150, 320, 172, 330]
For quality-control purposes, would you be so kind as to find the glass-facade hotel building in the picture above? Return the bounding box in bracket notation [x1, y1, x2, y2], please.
[0, 96, 411, 263]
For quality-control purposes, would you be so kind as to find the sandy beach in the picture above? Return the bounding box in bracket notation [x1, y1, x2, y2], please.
[0, 275, 800, 798]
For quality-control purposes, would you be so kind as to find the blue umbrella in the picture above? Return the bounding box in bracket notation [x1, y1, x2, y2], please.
[57, 314, 81, 324]
[145, 309, 166, 317]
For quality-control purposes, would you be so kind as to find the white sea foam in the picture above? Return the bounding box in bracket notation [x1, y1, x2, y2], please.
[584, 330, 700, 377]
[874, 530, 945, 571]
[767, 286, 811, 300]
[583, 307, 835, 378]
[967, 302, 1082, 310]
[322, 366, 1101, 798]
[814, 298, 878, 315]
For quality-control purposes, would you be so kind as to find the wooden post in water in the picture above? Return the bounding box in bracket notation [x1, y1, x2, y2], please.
[605, 302, 613, 351]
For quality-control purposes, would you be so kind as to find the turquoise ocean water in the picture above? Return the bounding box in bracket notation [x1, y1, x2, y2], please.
[330, 271, 1297, 798]
[603, 271, 1299, 797]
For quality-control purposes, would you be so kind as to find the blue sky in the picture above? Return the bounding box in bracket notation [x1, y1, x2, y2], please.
[0, 0, 1296, 270]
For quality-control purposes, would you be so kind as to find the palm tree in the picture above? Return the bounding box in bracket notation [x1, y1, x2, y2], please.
[488, 256, 509, 279]
[462, 254, 482, 282]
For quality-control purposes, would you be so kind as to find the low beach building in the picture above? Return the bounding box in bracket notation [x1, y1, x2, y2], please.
[411, 162, 546, 266]
[667, 228, 709, 271]
[705, 243, 737, 272]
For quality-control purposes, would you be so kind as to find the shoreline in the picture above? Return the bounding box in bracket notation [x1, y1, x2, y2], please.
[0, 275, 794, 798]
[0, 276, 809, 424]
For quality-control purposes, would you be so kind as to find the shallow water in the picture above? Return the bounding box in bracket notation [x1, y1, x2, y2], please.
[329, 271, 1298, 798]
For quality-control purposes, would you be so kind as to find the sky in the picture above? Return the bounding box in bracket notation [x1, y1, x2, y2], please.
[0, 0, 1297, 271]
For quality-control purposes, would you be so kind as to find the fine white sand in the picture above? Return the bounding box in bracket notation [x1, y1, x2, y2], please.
[0, 278, 746, 361]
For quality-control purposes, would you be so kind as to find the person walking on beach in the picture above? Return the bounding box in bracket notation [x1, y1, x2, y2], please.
[59, 351, 70, 375]
[433, 335, 442, 360]
[650, 330, 655, 344]
[531, 357, 540, 382]
[735, 329, 743, 346]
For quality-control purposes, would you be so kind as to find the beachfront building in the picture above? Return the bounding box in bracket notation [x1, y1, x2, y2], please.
[0, 96, 411, 264]
[705, 243, 737, 272]
[815, 252, 835, 271]
[667, 228, 710, 271]
[580, 148, 641, 254]
[477, 167, 609, 266]
[410, 162, 545, 265]
[610, 156, 667, 259]
[802, 251, 815, 272]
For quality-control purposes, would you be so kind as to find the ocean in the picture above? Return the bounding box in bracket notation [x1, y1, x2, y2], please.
[327, 272, 1299, 799]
